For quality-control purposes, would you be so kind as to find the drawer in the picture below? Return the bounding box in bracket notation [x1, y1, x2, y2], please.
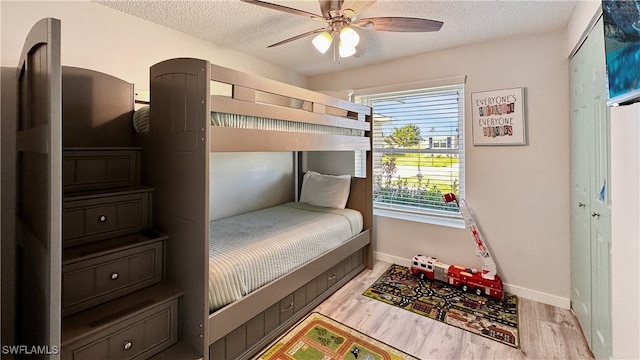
[63, 189, 152, 247]
[63, 148, 140, 194]
[63, 240, 163, 316]
[64, 297, 178, 360]
[279, 294, 295, 323]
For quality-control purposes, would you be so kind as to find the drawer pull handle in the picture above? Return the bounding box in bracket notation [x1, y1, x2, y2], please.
[281, 302, 294, 312]
[99, 215, 107, 222]
[328, 274, 337, 281]
[111, 272, 119, 280]
[123, 340, 133, 351]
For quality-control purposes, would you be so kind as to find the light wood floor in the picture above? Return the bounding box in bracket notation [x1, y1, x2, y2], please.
[311, 261, 594, 360]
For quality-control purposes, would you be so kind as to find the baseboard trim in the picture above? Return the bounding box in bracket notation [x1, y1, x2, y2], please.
[374, 252, 412, 268]
[504, 283, 570, 309]
[373, 251, 570, 310]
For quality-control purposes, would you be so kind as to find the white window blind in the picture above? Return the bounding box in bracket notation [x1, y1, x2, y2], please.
[355, 82, 465, 217]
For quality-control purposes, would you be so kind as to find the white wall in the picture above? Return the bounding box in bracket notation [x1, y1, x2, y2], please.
[309, 30, 571, 308]
[210, 153, 295, 221]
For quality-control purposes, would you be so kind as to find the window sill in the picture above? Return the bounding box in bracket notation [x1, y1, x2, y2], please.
[374, 207, 465, 229]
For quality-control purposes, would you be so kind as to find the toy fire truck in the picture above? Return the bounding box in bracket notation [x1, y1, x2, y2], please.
[410, 193, 504, 300]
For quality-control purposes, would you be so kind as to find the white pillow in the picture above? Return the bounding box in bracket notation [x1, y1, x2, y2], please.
[299, 171, 351, 209]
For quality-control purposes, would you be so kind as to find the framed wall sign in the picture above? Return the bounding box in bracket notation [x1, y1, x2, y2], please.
[471, 87, 526, 145]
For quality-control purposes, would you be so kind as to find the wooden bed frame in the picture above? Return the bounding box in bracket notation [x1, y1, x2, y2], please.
[138, 58, 373, 359]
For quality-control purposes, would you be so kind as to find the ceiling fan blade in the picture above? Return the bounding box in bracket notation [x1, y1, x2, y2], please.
[354, 17, 443, 32]
[340, 0, 375, 16]
[241, 0, 323, 20]
[319, 0, 343, 16]
[267, 28, 327, 48]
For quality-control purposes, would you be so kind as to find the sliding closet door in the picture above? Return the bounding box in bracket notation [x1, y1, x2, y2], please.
[570, 43, 592, 344]
[16, 18, 62, 358]
[570, 17, 612, 360]
[588, 19, 612, 358]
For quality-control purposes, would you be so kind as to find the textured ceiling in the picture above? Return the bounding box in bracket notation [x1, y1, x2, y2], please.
[95, 0, 578, 76]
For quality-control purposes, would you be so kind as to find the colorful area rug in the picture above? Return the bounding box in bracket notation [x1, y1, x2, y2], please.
[256, 312, 419, 360]
[363, 264, 520, 348]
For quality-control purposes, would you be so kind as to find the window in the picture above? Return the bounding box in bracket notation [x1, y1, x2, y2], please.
[355, 80, 465, 223]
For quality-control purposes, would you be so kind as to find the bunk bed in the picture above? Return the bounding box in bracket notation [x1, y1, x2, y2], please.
[137, 58, 373, 360]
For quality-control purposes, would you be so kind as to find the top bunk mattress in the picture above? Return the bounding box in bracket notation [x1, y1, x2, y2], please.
[210, 112, 365, 137]
[208, 202, 363, 312]
[132, 108, 365, 137]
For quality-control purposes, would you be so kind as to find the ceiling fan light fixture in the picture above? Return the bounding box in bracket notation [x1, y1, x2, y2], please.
[312, 31, 333, 54]
[242, 0, 444, 62]
[339, 26, 360, 48]
[339, 42, 356, 58]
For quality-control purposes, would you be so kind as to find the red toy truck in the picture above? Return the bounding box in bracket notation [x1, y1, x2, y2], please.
[410, 193, 504, 300]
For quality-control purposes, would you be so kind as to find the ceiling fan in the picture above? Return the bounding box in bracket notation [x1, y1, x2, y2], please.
[240, 0, 443, 61]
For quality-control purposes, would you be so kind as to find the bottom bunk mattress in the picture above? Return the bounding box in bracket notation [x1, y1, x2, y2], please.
[208, 202, 363, 312]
